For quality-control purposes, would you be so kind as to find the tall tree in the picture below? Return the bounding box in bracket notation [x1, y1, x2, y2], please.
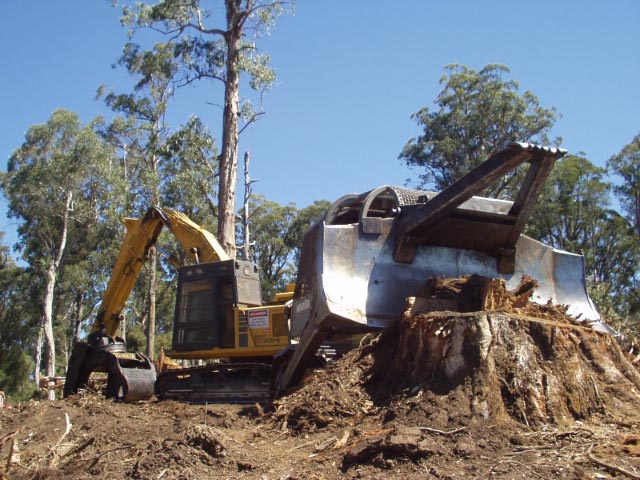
[242, 197, 329, 299]
[100, 41, 180, 360]
[286, 200, 331, 265]
[400, 64, 559, 197]
[243, 195, 298, 299]
[121, 0, 293, 258]
[0, 248, 38, 401]
[1, 110, 119, 396]
[608, 132, 640, 236]
[526, 154, 638, 318]
[102, 40, 223, 357]
[526, 155, 610, 252]
[607, 133, 640, 315]
[161, 116, 219, 224]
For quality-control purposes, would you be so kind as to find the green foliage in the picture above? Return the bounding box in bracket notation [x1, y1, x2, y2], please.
[0, 253, 39, 400]
[125, 322, 172, 359]
[100, 31, 224, 356]
[0, 347, 36, 401]
[1, 109, 125, 380]
[120, 0, 291, 128]
[161, 116, 219, 222]
[527, 155, 610, 251]
[287, 200, 331, 265]
[608, 132, 640, 236]
[527, 155, 639, 318]
[240, 197, 329, 300]
[607, 133, 640, 317]
[400, 64, 559, 197]
[244, 195, 298, 299]
[3, 110, 118, 267]
[125, 323, 147, 352]
[118, 0, 294, 256]
[99, 42, 179, 209]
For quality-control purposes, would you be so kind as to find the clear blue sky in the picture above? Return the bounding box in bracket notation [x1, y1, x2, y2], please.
[1, 1, 639, 255]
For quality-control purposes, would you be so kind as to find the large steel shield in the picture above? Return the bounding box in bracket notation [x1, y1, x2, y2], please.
[282, 144, 613, 396]
[291, 198, 607, 339]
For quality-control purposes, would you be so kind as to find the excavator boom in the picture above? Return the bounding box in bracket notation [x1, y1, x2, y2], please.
[64, 207, 229, 402]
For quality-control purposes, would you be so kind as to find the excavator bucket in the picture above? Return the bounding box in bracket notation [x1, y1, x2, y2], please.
[64, 338, 156, 402]
[279, 143, 610, 393]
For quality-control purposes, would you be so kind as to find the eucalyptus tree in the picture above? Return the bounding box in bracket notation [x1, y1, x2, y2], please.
[120, 0, 294, 258]
[286, 199, 330, 265]
[102, 39, 224, 356]
[161, 116, 218, 225]
[100, 42, 178, 211]
[240, 197, 329, 299]
[243, 195, 298, 299]
[608, 132, 640, 236]
[400, 64, 559, 197]
[526, 155, 610, 252]
[585, 210, 639, 318]
[0, 250, 38, 400]
[100, 39, 183, 359]
[526, 154, 638, 317]
[1, 110, 120, 395]
[608, 133, 640, 315]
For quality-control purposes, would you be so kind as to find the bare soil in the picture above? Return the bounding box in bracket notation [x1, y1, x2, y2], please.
[2, 276, 640, 479]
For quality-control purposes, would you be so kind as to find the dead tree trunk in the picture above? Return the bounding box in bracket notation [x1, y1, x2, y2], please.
[241, 151, 252, 261]
[40, 190, 72, 400]
[146, 247, 157, 361]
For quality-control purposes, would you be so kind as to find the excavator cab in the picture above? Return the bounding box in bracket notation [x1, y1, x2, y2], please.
[172, 260, 262, 352]
[155, 259, 292, 403]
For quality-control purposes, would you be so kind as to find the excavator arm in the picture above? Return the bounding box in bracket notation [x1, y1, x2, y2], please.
[94, 207, 228, 338]
[64, 207, 227, 401]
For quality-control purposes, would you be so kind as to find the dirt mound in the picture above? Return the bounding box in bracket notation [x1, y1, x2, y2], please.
[268, 305, 640, 476]
[275, 275, 640, 429]
[269, 276, 640, 476]
[2, 275, 640, 479]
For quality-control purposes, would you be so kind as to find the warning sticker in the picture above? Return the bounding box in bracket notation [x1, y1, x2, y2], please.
[248, 309, 269, 330]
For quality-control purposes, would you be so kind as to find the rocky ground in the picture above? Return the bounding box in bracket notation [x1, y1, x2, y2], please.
[2, 276, 640, 479]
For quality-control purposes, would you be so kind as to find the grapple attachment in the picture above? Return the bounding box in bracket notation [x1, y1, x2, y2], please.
[279, 143, 609, 394]
[64, 336, 156, 402]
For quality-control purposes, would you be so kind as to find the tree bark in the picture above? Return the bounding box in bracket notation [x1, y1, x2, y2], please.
[41, 190, 72, 400]
[42, 262, 57, 381]
[34, 326, 43, 392]
[73, 292, 84, 345]
[146, 247, 157, 360]
[217, 1, 244, 259]
[242, 150, 251, 261]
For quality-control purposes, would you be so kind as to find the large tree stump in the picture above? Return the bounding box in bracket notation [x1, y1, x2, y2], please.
[368, 307, 640, 426]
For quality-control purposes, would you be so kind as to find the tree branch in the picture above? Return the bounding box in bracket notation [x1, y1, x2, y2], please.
[238, 111, 266, 135]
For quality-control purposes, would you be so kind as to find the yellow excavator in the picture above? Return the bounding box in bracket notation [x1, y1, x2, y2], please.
[64, 207, 291, 403]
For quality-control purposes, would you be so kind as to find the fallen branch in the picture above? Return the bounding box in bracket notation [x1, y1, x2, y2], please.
[62, 437, 95, 461]
[48, 412, 73, 467]
[293, 439, 317, 451]
[418, 426, 466, 436]
[0, 429, 19, 450]
[588, 453, 640, 479]
[314, 436, 338, 453]
[85, 445, 134, 472]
